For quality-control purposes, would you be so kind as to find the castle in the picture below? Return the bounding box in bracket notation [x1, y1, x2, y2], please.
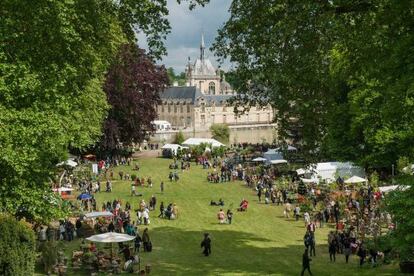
[157, 35, 274, 132]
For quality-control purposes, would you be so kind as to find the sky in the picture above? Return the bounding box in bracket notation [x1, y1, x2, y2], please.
[137, 0, 232, 73]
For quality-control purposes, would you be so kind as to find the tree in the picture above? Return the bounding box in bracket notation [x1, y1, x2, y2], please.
[210, 124, 230, 144]
[0, 215, 36, 275]
[167, 67, 187, 86]
[174, 131, 186, 145]
[0, 0, 209, 222]
[98, 43, 168, 155]
[213, 0, 414, 169]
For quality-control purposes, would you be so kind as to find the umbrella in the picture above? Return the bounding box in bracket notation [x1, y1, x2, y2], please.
[86, 232, 136, 243]
[77, 193, 92, 200]
[252, 157, 267, 162]
[84, 211, 114, 219]
[300, 178, 319, 184]
[344, 176, 367, 184]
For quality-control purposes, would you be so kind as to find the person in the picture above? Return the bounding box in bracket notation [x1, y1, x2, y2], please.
[227, 209, 233, 224]
[301, 248, 312, 276]
[257, 188, 262, 202]
[200, 233, 211, 256]
[160, 181, 164, 193]
[309, 234, 316, 257]
[120, 244, 131, 261]
[370, 248, 378, 267]
[172, 203, 179, 219]
[343, 238, 351, 263]
[329, 238, 337, 262]
[142, 228, 151, 252]
[357, 243, 367, 266]
[158, 202, 165, 218]
[284, 202, 292, 218]
[108, 221, 115, 232]
[294, 205, 301, 221]
[304, 211, 310, 226]
[217, 209, 225, 224]
[134, 233, 142, 253]
[131, 184, 136, 196]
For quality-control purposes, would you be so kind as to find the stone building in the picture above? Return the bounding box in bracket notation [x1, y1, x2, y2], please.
[157, 35, 274, 131]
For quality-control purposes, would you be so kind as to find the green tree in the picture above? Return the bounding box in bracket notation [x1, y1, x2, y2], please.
[174, 131, 186, 145]
[213, 0, 414, 169]
[0, 215, 36, 275]
[210, 124, 230, 144]
[0, 0, 209, 222]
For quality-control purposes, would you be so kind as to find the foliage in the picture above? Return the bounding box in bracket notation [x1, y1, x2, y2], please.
[0, 215, 36, 275]
[212, 146, 226, 158]
[297, 181, 307, 196]
[98, 43, 168, 154]
[370, 171, 380, 188]
[39, 241, 58, 274]
[213, 0, 414, 169]
[385, 185, 414, 261]
[174, 131, 186, 145]
[167, 67, 187, 86]
[210, 124, 230, 144]
[397, 156, 411, 174]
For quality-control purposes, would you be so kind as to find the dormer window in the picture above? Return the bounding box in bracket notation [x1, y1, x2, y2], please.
[209, 82, 216, 95]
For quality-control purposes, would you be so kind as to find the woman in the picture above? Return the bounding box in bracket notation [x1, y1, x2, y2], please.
[142, 228, 151, 252]
[217, 209, 225, 224]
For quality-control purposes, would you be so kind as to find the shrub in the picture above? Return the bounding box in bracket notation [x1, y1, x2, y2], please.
[0, 214, 36, 275]
[174, 131, 185, 145]
[210, 124, 230, 144]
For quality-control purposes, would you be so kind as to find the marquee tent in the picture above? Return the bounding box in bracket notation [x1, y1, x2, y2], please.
[344, 176, 367, 184]
[182, 138, 224, 148]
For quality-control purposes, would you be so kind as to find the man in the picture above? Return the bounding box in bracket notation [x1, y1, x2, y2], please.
[301, 248, 313, 276]
[160, 181, 164, 193]
[201, 233, 211, 256]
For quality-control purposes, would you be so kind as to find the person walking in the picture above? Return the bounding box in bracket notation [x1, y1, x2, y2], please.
[200, 233, 211, 256]
[142, 228, 151, 252]
[357, 243, 367, 266]
[227, 209, 233, 224]
[329, 239, 337, 262]
[160, 181, 164, 193]
[158, 202, 165, 218]
[343, 238, 351, 263]
[301, 248, 313, 276]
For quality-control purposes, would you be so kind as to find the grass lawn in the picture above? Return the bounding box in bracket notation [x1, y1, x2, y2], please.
[56, 156, 399, 275]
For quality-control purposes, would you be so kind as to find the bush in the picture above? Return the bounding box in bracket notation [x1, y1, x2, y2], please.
[0, 214, 36, 275]
[39, 241, 58, 274]
[210, 124, 230, 144]
[174, 131, 185, 145]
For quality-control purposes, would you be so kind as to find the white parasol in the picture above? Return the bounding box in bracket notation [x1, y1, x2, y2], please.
[252, 157, 267, 162]
[344, 176, 367, 184]
[86, 232, 135, 243]
[84, 211, 114, 219]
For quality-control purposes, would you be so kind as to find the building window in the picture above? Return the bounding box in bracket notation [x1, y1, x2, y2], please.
[201, 103, 205, 113]
[180, 104, 183, 113]
[201, 114, 205, 125]
[209, 82, 216, 95]
[161, 105, 164, 113]
[168, 104, 171, 113]
[187, 116, 192, 126]
[174, 104, 177, 113]
[257, 113, 260, 122]
[187, 104, 191, 113]
[199, 81, 203, 90]
[211, 114, 215, 123]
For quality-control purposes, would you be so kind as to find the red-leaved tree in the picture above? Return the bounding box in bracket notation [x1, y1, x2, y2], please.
[99, 43, 168, 154]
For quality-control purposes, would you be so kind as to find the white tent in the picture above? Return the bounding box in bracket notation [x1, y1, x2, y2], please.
[84, 211, 114, 219]
[182, 138, 224, 148]
[300, 178, 319, 183]
[344, 175, 367, 184]
[309, 162, 365, 183]
[252, 157, 267, 162]
[86, 232, 135, 243]
[269, 159, 288, 165]
[161, 144, 188, 155]
[379, 185, 409, 193]
[296, 168, 311, 175]
[57, 159, 78, 167]
[275, 145, 297, 151]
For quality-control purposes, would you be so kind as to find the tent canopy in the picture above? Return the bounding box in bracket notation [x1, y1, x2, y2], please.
[182, 138, 224, 148]
[263, 149, 284, 161]
[378, 185, 409, 193]
[275, 145, 297, 151]
[252, 157, 267, 162]
[344, 175, 367, 184]
[269, 159, 288, 165]
[84, 211, 114, 219]
[86, 232, 135, 243]
[57, 159, 78, 167]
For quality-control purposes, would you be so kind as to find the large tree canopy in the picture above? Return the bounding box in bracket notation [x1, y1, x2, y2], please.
[213, 0, 414, 168]
[0, 0, 208, 222]
[99, 44, 168, 154]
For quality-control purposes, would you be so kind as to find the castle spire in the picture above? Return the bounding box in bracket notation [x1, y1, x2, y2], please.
[200, 33, 205, 60]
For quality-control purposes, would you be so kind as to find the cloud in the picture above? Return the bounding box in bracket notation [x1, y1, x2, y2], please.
[138, 0, 232, 73]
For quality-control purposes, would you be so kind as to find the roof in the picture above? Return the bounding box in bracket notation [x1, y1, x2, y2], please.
[182, 138, 224, 148]
[152, 120, 171, 125]
[160, 86, 201, 103]
[193, 58, 216, 76]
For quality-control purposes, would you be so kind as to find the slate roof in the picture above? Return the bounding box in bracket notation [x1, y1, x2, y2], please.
[161, 86, 233, 106]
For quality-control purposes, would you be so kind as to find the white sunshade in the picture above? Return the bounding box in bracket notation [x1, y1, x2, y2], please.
[252, 157, 267, 162]
[269, 159, 288, 165]
[344, 175, 367, 183]
[86, 232, 135, 243]
[275, 145, 297, 151]
[84, 211, 114, 219]
[300, 178, 319, 184]
[57, 159, 78, 167]
[296, 168, 310, 175]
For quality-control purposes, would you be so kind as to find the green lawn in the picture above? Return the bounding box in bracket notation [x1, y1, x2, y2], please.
[60, 157, 399, 275]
